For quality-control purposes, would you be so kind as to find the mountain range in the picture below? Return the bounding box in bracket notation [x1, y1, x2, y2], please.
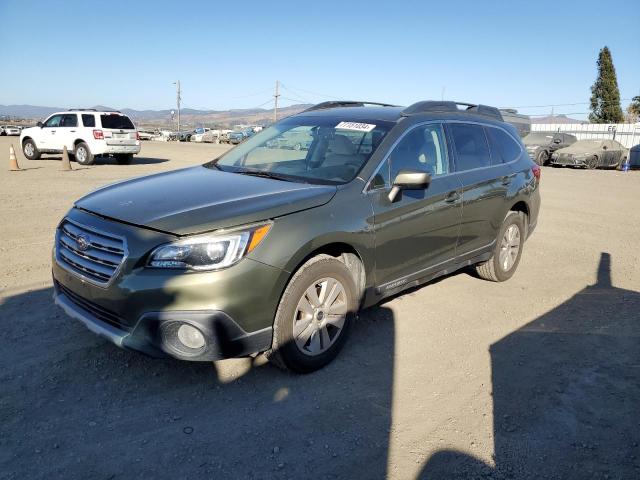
[0, 103, 312, 127]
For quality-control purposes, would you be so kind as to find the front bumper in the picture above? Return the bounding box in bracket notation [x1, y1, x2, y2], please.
[552, 155, 587, 166]
[53, 281, 272, 360]
[51, 208, 288, 361]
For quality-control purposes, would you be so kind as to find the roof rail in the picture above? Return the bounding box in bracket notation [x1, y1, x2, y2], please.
[68, 108, 98, 112]
[302, 101, 398, 113]
[401, 101, 503, 121]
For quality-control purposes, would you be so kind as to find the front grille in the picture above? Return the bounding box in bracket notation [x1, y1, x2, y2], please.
[56, 219, 126, 286]
[56, 281, 130, 331]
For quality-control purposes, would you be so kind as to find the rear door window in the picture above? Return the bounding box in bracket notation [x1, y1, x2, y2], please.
[60, 114, 78, 127]
[100, 114, 135, 130]
[82, 114, 96, 127]
[486, 127, 522, 164]
[450, 123, 491, 171]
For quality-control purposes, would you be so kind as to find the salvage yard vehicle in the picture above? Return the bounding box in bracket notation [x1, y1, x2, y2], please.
[2, 125, 21, 136]
[524, 131, 577, 165]
[551, 138, 628, 169]
[52, 100, 541, 373]
[20, 109, 141, 165]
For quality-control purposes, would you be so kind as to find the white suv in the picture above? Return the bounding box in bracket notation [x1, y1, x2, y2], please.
[20, 109, 141, 165]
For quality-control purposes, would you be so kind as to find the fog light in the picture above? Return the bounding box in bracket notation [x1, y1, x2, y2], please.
[177, 324, 206, 349]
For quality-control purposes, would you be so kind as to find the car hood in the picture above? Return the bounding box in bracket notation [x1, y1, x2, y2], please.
[75, 166, 337, 235]
[555, 143, 603, 155]
[20, 126, 39, 136]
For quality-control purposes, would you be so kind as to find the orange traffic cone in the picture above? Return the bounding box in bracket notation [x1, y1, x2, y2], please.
[61, 145, 72, 171]
[9, 144, 21, 171]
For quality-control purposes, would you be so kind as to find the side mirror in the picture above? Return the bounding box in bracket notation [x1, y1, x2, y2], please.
[36, 121, 43, 127]
[553, 138, 561, 144]
[388, 170, 431, 202]
[602, 145, 608, 150]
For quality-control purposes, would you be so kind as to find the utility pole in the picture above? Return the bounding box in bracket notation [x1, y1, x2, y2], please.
[274, 80, 280, 123]
[173, 80, 181, 134]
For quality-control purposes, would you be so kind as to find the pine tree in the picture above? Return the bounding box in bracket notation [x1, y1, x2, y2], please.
[589, 47, 624, 123]
[627, 96, 640, 122]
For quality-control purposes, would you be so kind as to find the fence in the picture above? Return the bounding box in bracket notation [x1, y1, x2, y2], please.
[531, 123, 640, 149]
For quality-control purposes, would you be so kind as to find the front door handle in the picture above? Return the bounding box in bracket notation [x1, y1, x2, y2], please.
[445, 191, 460, 203]
[70, 130, 76, 133]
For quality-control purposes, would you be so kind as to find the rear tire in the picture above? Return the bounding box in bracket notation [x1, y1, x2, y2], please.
[475, 212, 525, 282]
[115, 154, 133, 165]
[266, 254, 357, 373]
[22, 139, 40, 160]
[74, 142, 94, 165]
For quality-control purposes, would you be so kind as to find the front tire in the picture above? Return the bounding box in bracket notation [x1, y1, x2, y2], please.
[266, 254, 357, 373]
[586, 155, 599, 169]
[22, 139, 41, 160]
[475, 211, 525, 282]
[74, 142, 94, 165]
[535, 150, 549, 166]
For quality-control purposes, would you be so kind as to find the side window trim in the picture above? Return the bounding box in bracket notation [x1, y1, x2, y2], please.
[447, 120, 523, 173]
[43, 114, 62, 128]
[364, 120, 450, 193]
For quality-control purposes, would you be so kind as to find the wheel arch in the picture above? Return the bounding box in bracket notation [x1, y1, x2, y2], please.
[284, 241, 367, 308]
[509, 200, 530, 236]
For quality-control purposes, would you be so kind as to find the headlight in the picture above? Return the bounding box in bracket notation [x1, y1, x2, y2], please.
[148, 223, 271, 271]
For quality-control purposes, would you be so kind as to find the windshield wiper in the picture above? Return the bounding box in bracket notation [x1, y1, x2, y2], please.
[234, 169, 296, 182]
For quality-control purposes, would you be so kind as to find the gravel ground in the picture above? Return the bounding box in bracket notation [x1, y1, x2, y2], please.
[1, 136, 639, 479]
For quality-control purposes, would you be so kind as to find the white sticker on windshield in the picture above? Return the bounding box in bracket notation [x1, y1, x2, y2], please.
[335, 121, 376, 132]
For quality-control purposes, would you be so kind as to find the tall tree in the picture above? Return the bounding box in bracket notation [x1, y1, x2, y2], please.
[627, 95, 640, 122]
[589, 47, 624, 123]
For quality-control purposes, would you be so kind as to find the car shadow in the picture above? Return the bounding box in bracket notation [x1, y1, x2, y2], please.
[0, 284, 395, 478]
[418, 252, 640, 479]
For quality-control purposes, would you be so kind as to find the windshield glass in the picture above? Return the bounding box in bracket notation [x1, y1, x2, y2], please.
[523, 133, 554, 145]
[209, 117, 392, 184]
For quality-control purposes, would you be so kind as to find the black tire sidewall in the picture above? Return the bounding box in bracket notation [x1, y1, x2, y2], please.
[75, 142, 94, 165]
[23, 139, 39, 159]
[587, 155, 599, 169]
[274, 257, 357, 373]
[536, 150, 548, 166]
[491, 212, 525, 282]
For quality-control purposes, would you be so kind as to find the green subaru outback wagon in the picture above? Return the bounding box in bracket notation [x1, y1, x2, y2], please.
[53, 100, 541, 372]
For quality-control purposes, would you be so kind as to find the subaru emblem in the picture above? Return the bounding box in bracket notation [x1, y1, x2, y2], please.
[76, 234, 91, 251]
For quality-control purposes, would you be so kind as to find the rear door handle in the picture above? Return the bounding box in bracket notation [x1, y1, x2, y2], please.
[70, 130, 76, 133]
[445, 191, 460, 203]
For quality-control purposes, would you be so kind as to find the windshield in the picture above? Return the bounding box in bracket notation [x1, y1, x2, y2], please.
[523, 133, 554, 145]
[209, 117, 391, 184]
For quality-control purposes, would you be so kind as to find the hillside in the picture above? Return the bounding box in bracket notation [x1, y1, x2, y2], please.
[0, 103, 312, 127]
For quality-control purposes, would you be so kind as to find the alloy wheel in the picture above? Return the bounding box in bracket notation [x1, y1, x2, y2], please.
[293, 277, 348, 356]
[499, 224, 521, 272]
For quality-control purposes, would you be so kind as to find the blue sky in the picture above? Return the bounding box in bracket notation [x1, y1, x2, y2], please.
[0, 0, 638, 118]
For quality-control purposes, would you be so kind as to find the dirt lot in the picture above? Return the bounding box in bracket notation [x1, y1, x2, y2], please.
[1, 135, 639, 479]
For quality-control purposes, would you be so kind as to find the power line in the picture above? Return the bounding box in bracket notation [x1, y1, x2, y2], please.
[283, 84, 341, 101]
[279, 84, 312, 104]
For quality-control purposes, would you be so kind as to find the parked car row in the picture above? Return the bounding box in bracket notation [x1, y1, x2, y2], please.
[1, 125, 23, 136]
[523, 131, 630, 169]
